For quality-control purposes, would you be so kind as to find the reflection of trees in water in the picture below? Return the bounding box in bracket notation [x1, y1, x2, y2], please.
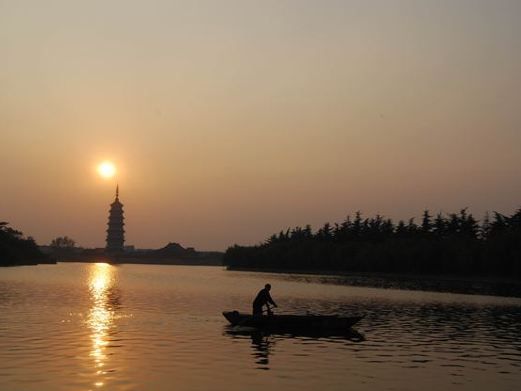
[276, 273, 521, 297]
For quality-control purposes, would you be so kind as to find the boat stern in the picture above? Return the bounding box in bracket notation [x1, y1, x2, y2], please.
[222, 310, 241, 325]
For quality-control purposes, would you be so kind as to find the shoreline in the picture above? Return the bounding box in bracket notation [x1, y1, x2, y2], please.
[57, 257, 222, 266]
[226, 266, 520, 284]
[226, 266, 521, 298]
[1, 259, 57, 267]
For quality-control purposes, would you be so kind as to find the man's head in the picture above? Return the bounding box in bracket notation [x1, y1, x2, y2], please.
[265, 283, 271, 291]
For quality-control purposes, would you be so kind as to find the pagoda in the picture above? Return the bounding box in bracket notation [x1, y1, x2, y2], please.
[106, 185, 125, 252]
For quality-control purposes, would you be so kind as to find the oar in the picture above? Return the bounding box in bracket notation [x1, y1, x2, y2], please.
[263, 304, 275, 316]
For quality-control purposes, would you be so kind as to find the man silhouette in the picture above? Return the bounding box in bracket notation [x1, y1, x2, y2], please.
[252, 283, 277, 316]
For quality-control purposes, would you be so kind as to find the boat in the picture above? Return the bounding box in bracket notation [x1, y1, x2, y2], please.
[222, 310, 364, 331]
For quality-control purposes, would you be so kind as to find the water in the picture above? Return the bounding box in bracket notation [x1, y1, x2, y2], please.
[0, 263, 520, 391]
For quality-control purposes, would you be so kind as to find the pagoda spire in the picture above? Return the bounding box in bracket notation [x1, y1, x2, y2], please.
[115, 184, 119, 200]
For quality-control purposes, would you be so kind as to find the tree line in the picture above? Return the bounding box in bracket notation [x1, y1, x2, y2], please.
[0, 222, 54, 266]
[223, 209, 521, 278]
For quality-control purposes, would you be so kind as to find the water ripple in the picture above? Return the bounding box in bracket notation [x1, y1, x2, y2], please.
[0, 263, 520, 391]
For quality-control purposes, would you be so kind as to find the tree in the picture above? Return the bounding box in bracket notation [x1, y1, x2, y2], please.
[433, 213, 447, 237]
[222, 207, 521, 278]
[0, 221, 23, 239]
[480, 212, 491, 239]
[50, 236, 76, 248]
[1, 222, 53, 266]
[421, 210, 433, 233]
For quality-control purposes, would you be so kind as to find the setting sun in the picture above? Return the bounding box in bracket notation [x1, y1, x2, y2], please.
[97, 162, 116, 179]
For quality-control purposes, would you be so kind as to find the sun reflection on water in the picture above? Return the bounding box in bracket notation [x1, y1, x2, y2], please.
[88, 263, 118, 389]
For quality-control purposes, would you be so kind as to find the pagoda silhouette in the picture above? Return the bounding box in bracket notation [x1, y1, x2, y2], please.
[106, 185, 125, 253]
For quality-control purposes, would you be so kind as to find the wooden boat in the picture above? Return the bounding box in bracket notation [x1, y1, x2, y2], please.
[222, 311, 363, 331]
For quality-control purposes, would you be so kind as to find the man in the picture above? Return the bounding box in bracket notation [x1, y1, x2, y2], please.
[252, 283, 278, 316]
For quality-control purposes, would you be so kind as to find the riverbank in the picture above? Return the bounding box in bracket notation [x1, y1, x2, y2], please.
[1, 259, 57, 267]
[57, 256, 222, 266]
[226, 267, 521, 298]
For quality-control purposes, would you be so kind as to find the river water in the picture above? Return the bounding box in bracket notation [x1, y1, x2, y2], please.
[0, 263, 519, 391]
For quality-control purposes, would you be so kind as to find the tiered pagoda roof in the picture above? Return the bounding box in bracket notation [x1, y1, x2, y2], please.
[106, 185, 125, 252]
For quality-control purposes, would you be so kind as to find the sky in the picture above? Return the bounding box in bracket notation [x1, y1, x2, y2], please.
[1, 0, 520, 250]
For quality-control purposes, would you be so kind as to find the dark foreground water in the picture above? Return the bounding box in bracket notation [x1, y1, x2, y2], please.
[0, 263, 520, 391]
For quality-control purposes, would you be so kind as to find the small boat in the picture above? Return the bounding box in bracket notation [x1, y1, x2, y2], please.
[222, 310, 364, 331]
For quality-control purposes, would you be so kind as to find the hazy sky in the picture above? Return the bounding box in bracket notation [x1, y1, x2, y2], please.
[1, 0, 520, 250]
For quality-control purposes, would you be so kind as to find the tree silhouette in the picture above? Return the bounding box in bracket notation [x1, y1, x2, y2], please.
[223, 208, 521, 278]
[1, 222, 54, 266]
[50, 236, 76, 248]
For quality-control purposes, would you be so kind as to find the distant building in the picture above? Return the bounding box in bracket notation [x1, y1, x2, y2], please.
[106, 185, 125, 252]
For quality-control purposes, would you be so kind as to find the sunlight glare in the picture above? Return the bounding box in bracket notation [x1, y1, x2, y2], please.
[88, 263, 116, 389]
[97, 162, 116, 179]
